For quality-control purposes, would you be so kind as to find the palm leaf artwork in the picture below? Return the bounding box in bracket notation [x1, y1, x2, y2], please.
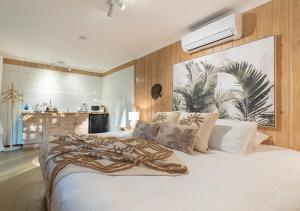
[173, 61, 217, 112]
[218, 61, 274, 125]
[213, 90, 238, 119]
[172, 96, 181, 111]
[173, 37, 275, 127]
[257, 112, 275, 126]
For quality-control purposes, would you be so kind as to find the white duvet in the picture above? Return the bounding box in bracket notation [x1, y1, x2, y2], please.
[49, 136, 300, 211]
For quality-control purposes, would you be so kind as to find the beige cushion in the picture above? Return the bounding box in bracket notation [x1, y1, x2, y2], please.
[177, 112, 219, 152]
[156, 123, 198, 154]
[153, 112, 181, 123]
[254, 132, 270, 148]
[132, 120, 160, 141]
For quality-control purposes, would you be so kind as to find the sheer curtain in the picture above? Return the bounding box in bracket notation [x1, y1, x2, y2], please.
[0, 56, 3, 151]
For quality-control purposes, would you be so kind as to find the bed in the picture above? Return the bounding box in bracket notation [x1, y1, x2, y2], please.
[41, 134, 300, 211]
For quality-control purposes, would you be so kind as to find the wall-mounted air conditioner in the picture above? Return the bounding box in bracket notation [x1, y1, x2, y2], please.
[181, 13, 242, 53]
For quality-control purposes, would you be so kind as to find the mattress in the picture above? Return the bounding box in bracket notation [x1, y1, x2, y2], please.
[47, 139, 300, 211]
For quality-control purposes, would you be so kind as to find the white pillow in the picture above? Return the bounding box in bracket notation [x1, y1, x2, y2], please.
[177, 112, 219, 152]
[208, 119, 257, 155]
[254, 132, 269, 148]
[153, 111, 181, 123]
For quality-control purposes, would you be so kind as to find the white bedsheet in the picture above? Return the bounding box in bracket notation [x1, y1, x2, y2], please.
[96, 130, 133, 138]
[50, 144, 300, 211]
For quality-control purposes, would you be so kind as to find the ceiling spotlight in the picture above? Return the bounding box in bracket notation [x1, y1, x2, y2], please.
[106, 0, 126, 17]
[78, 35, 87, 40]
[115, 0, 126, 10]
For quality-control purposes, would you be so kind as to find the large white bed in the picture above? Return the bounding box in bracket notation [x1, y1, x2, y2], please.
[48, 144, 300, 211]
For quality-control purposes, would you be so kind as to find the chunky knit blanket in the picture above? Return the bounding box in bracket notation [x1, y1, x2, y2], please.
[39, 135, 188, 209]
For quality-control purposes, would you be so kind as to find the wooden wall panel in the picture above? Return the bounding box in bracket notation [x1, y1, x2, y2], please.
[290, 0, 300, 151]
[134, 0, 300, 151]
[263, 0, 291, 148]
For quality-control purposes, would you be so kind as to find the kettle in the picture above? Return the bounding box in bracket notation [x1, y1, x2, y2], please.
[32, 104, 43, 112]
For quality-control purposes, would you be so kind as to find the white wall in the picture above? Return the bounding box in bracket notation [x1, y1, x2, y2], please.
[0, 64, 102, 145]
[0, 56, 3, 151]
[102, 66, 134, 131]
[0, 63, 135, 145]
[0, 56, 2, 96]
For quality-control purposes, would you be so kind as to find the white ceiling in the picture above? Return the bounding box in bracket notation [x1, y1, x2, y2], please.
[0, 0, 263, 72]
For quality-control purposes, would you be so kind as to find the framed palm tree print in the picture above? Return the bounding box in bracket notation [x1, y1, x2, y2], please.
[173, 36, 276, 127]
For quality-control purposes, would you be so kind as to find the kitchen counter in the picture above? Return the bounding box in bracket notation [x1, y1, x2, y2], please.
[22, 112, 109, 145]
[22, 111, 109, 115]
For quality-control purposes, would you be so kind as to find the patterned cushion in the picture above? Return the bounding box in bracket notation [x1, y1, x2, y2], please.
[177, 112, 219, 152]
[153, 112, 181, 123]
[156, 123, 198, 154]
[132, 120, 160, 141]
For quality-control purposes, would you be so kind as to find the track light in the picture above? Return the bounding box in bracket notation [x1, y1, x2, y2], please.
[115, 0, 126, 10]
[107, 0, 114, 17]
[106, 0, 126, 17]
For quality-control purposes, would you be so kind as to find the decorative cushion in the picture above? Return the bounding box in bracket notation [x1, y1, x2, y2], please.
[177, 112, 219, 152]
[208, 119, 257, 155]
[254, 132, 270, 148]
[132, 120, 160, 141]
[153, 112, 181, 123]
[155, 123, 198, 154]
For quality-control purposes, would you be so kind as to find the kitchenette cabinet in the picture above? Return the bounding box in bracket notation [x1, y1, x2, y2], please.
[22, 112, 109, 146]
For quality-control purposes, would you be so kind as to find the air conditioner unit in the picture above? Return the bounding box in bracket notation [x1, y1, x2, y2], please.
[181, 13, 242, 53]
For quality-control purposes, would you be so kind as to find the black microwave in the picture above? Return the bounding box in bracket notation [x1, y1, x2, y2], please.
[91, 106, 100, 111]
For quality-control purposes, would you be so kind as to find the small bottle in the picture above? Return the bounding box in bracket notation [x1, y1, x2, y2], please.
[24, 103, 29, 111]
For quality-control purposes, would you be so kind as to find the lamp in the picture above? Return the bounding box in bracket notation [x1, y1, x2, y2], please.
[129, 112, 139, 128]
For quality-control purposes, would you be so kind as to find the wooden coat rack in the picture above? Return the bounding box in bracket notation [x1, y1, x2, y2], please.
[1, 82, 23, 151]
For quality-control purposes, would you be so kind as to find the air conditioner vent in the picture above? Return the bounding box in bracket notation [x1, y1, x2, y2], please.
[181, 13, 242, 53]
